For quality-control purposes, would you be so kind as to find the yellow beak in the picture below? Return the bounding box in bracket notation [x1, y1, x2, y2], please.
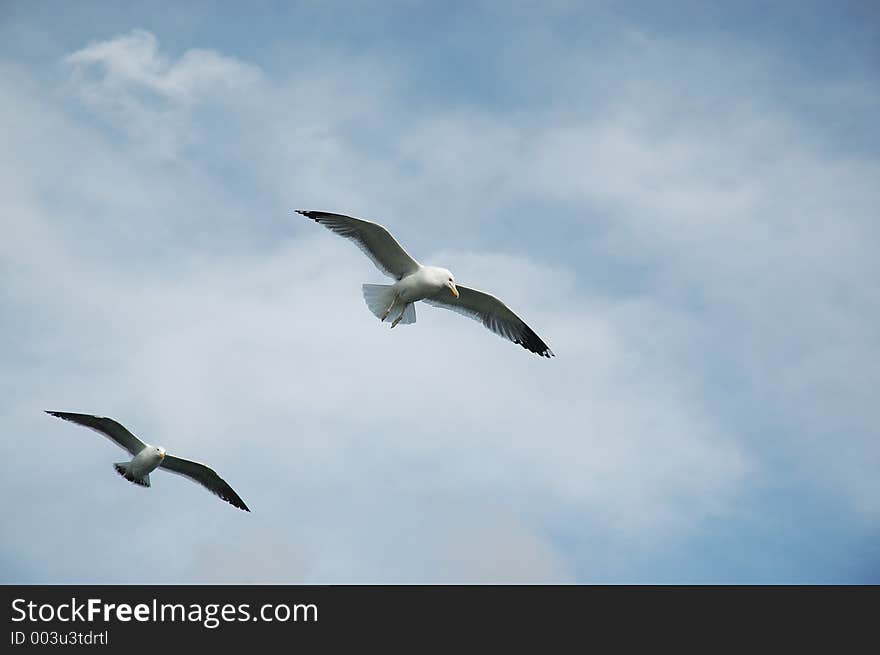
[448, 282, 459, 298]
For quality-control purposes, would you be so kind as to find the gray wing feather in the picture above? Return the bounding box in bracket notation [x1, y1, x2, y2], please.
[45, 411, 147, 455]
[297, 210, 420, 280]
[160, 454, 250, 511]
[424, 285, 554, 358]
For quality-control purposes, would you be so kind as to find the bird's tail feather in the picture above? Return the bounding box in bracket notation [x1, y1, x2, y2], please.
[114, 462, 150, 487]
[362, 284, 417, 325]
[398, 301, 417, 325]
[362, 284, 395, 320]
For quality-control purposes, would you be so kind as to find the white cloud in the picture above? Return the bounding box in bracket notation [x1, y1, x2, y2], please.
[65, 29, 263, 101]
[522, 104, 880, 518]
[63, 29, 263, 158]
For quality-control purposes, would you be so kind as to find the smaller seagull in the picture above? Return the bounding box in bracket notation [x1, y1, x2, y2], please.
[297, 210, 554, 357]
[45, 411, 250, 512]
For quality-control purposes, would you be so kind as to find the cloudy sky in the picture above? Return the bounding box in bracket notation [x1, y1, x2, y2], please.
[1, 1, 877, 583]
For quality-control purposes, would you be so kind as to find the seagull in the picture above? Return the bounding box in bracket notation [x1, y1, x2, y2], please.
[45, 411, 250, 511]
[297, 210, 554, 357]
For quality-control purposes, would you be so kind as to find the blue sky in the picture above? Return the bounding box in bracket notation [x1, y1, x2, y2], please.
[1, 1, 878, 583]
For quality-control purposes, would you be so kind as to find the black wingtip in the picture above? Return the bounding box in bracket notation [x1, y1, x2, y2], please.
[221, 490, 250, 512]
[45, 410, 83, 421]
[295, 209, 317, 220]
[517, 329, 555, 359]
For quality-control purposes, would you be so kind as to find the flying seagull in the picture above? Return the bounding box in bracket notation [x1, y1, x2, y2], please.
[45, 411, 250, 511]
[297, 210, 554, 357]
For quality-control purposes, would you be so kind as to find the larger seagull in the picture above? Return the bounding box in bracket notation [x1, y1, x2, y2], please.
[45, 411, 250, 511]
[297, 210, 554, 357]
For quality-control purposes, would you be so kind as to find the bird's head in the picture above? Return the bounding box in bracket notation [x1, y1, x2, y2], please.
[440, 269, 459, 298]
[155, 447, 166, 460]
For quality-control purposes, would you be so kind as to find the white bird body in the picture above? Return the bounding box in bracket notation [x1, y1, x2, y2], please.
[361, 263, 460, 329]
[393, 266, 453, 303]
[121, 445, 166, 479]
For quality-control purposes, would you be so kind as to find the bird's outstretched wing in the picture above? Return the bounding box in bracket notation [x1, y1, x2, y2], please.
[45, 411, 147, 456]
[297, 210, 421, 280]
[425, 285, 554, 358]
[160, 455, 250, 512]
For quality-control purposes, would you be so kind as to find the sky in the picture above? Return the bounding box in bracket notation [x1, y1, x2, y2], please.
[0, 1, 878, 583]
